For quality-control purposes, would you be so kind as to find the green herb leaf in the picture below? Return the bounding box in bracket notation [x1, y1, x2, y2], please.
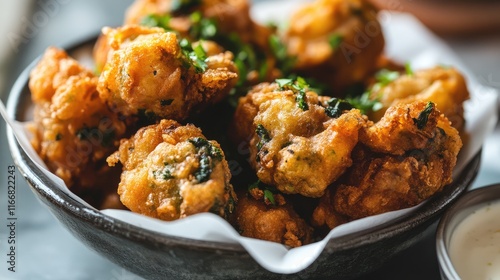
[269, 34, 296, 75]
[328, 33, 343, 50]
[171, 0, 202, 13]
[276, 77, 310, 111]
[296, 91, 309, 111]
[189, 11, 218, 39]
[413, 102, 435, 129]
[264, 190, 276, 205]
[256, 124, 271, 151]
[405, 62, 413, 76]
[179, 38, 208, 73]
[375, 69, 400, 86]
[140, 14, 172, 30]
[325, 98, 353, 118]
[188, 137, 223, 183]
[346, 91, 382, 115]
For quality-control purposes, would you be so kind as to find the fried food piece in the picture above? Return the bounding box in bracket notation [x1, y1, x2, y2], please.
[368, 66, 470, 130]
[125, 0, 280, 86]
[97, 29, 238, 120]
[313, 101, 462, 227]
[107, 119, 237, 221]
[93, 25, 165, 73]
[360, 101, 439, 155]
[284, 0, 385, 94]
[125, 0, 271, 51]
[28, 48, 127, 188]
[231, 82, 366, 198]
[29, 47, 94, 103]
[233, 190, 313, 247]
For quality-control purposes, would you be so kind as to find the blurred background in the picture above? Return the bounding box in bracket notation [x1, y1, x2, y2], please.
[0, 0, 499, 279]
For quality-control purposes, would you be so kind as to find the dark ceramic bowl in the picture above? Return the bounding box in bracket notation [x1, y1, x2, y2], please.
[6, 37, 481, 280]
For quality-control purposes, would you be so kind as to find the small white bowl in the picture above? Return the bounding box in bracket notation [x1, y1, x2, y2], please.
[436, 183, 500, 280]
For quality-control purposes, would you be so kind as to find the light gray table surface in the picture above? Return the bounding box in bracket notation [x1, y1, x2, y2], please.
[0, 1, 499, 279]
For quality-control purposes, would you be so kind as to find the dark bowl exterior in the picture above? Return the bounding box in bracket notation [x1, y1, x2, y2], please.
[6, 38, 481, 280]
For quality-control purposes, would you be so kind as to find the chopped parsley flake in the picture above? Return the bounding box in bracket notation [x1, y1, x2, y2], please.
[328, 33, 343, 50]
[171, 0, 202, 13]
[179, 38, 208, 73]
[325, 98, 353, 118]
[276, 76, 310, 111]
[255, 124, 271, 151]
[413, 102, 435, 129]
[189, 137, 223, 183]
[140, 14, 172, 30]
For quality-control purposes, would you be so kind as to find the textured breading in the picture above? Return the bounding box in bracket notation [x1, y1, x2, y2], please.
[368, 66, 470, 130]
[312, 101, 462, 227]
[231, 82, 367, 197]
[29, 48, 126, 188]
[107, 119, 237, 220]
[284, 0, 385, 94]
[96, 29, 238, 120]
[232, 191, 313, 248]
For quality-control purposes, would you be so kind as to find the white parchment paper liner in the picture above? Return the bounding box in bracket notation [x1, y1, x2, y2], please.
[1, 2, 498, 274]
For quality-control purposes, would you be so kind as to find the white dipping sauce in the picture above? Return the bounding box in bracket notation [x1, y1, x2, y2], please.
[449, 202, 500, 280]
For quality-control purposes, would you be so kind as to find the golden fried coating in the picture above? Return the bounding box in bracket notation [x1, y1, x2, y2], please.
[93, 25, 166, 73]
[29, 48, 126, 188]
[97, 29, 238, 120]
[107, 119, 237, 220]
[233, 191, 313, 248]
[29, 47, 94, 103]
[125, 0, 271, 50]
[231, 82, 366, 198]
[368, 67, 470, 130]
[360, 100, 439, 155]
[313, 101, 462, 227]
[284, 0, 385, 94]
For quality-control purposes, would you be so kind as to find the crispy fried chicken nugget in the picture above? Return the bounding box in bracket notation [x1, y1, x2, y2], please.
[313, 101, 462, 226]
[29, 48, 126, 187]
[284, 0, 385, 93]
[368, 67, 470, 130]
[233, 190, 313, 247]
[97, 29, 238, 120]
[231, 82, 366, 198]
[107, 119, 237, 220]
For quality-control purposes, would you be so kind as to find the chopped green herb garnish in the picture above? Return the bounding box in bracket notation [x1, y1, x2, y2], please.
[256, 124, 271, 151]
[188, 137, 223, 183]
[375, 69, 400, 86]
[247, 180, 277, 206]
[405, 62, 413, 76]
[276, 76, 310, 111]
[140, 14, 172, 30]
[413, 102, 435, 129]
[154, 164, 175, 180]
[346, 91, 382, 115]
[296, 91, 308, 111]
[328, 33, 343, 50]
[179, 38, 208, 73]
[171, 0, 202, 13]
[263, 190, 275, 205]
[269, 34, 296, 75]
[325, 98, 353, 118]
[189, 11, 217, 39]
